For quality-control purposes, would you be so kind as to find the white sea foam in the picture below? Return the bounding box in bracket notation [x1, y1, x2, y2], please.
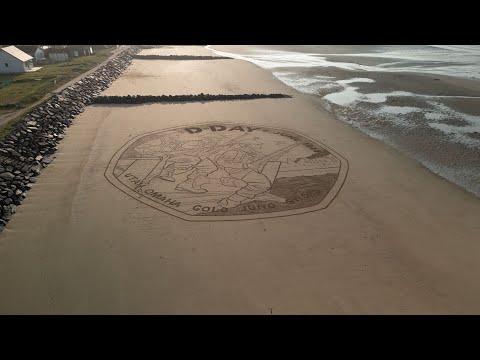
[323, 87, 362, 106]
[425, 112, 447, 121]
[378, 106, 423, 115]
[322, 82, 416, 106]
[426, 102, 480, 127]
[337, 78, 376, 85]
[416, 159, 480, 197]
[274, 72, 340, 94]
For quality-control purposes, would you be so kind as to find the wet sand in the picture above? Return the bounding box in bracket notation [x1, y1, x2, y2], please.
[0, 46, 480, 314]
[209, 46, 480, 196]
[279, 67, 480, 197]
[280, 66, 480, 98]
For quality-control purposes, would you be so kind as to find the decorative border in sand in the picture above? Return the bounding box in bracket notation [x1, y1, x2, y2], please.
[105, 123, 348, 222]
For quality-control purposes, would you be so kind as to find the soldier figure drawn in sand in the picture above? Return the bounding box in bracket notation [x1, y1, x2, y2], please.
[108, 124, 348, 221]
[133, 133, 288, 208]
[133, 133, 219, 185]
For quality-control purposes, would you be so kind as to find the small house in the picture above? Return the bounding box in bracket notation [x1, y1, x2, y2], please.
[46, 46, 69, 62]
[16, 45, 38, 58]
[67, 45, 94, 57]
[16, 45, 49, 64]
[0, 46, 35, 73]
[34, 46, 49, 62]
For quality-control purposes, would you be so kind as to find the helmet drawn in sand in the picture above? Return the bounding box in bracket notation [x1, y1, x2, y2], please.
[133, 133, 222, 184]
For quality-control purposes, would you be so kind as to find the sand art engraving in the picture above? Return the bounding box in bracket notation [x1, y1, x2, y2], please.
[105, 124, 348, 221]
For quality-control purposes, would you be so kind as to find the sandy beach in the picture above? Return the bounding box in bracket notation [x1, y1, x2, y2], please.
[0, 45, 479, 314]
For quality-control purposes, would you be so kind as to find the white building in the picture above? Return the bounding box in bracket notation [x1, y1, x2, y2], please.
[0, 46, 35, 74]
[34, 46, 48, 62]
[48, 52, 69, 62]
[70, 45, 93, 57]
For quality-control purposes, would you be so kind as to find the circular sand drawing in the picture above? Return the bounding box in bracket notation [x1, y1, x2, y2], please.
[105, 124, 348, 221]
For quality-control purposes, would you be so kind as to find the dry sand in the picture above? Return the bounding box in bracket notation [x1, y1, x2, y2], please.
[0, 46, 479, 314]
[102, 58, 289, 96]
[139, 46, 214, 56]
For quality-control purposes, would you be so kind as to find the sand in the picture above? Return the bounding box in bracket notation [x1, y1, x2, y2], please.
[0, 46, 479, 314]
[102, 58, 290, 96]
[139, 46, 214, 57]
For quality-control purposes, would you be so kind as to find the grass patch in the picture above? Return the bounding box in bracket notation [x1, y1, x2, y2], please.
[0, 109, 29, 140]
[0, 48, 112, 109]
[0, 48, 113, 141]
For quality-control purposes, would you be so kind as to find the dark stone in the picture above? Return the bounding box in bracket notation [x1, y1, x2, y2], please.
[0, 172, 15, 180]
[42, 155, 55, 164]
[0, 45, 142, 229]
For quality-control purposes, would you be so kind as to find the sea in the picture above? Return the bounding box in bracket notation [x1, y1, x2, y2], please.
[207, 45, 480, 197]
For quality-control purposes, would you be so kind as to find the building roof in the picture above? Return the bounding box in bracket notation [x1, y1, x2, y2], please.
[16, 45, 39, 55]
[45, 46, 68, 54]
[67, 45, 92, 51]
[1, 46, 33, 62]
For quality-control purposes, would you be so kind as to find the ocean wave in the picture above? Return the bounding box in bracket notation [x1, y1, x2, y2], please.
[207, 45, 480, 79]
[206, 45, 480, 196]
[428, 45, 480, 53]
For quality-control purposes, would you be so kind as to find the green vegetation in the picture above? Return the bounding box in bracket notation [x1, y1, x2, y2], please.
[0, 48, 113, 141]
[0, 110, 28, 140]
[0, 48, 112, 111]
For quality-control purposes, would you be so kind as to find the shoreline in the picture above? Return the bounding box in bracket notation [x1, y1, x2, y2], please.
[208, 45, 480, 197]
[0, 45, 479, 314]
